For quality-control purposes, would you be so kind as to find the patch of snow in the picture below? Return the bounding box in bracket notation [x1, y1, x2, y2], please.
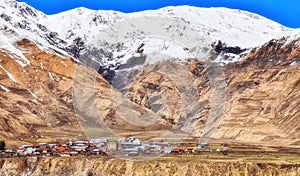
[8, 54, 14, 58]
[139, 36, 195, 62]
[48, 72, 54, 81]
[213, 54, 240, 64]
[61, 61, 68, 67]
[0, 64, 17, 82]
[107, 35, 195, 68]
[40, 62, 44, 69]
[54, 52, 66, 59]
[290, 61, 298, 66]
[283, 29, 300, 45]
[28, 90, 38, 99]
[0, 85, 10, 92]
[0, 30, 30, 66]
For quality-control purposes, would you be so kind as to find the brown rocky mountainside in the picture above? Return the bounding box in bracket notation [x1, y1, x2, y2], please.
[101, 37, 300, 147]
[0, 37, 170, 146]
[215, 38, 300, 146]
[0, 34, 300, 147]
[0, 38, 81, 145]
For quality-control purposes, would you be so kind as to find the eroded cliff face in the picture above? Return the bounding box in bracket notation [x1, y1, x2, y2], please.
[0, 157, 299, 176]
[114, 38, 300, 146]
[216, 37, 300, 146]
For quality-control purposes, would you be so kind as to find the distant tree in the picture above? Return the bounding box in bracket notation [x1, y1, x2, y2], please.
[136, 43, 144, 54]
[67, 37, 85, 58]
[221, 143, 228, 156]
[0, 140, 6, 150]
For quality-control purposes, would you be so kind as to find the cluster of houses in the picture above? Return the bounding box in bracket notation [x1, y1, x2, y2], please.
[0, 137, 215, 158]
[0, 141, 105, 157]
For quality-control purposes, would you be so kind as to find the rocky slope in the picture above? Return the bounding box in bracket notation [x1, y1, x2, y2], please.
[214, 36, 300, 146]
[0, 157, 299, 176]
[0, 35, 171, 146]
[0, 35, 81, 144]
[113, 41, 300, 147]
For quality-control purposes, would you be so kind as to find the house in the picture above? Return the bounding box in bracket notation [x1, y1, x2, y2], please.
[119, 137, 142, 149]
[171, 147, 186, 153]
[17, 144, 33, 155]
[148, 141, 169, 147]
[198, 142, 209, 149]
[74, 141, 89, 145]
[90, 138, 108, 147]
[70, 143, 88, 152]
[55, 145, 67, 152]
[107, 141, 118, 151]
[0, 150, 15, 157]
[145, 144, 162, 154]
[163, 147, 173, 154]
[122, 148, 139, 156]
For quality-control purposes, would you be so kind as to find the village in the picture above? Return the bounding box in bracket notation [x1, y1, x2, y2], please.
[0, 137, 229, 158]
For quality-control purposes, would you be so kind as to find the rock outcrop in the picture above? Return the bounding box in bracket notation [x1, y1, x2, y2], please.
[0, 157, 299, 176]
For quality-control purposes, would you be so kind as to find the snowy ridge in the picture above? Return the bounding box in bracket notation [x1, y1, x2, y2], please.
[44, 7, 125, 46]
[129, 6, 291, 48]
[0, 0, 299, 68]
[44, 5, 291, 48]
[284, 28, 300, 45]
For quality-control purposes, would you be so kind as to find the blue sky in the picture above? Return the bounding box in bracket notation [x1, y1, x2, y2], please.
[17, 0, 300, 28]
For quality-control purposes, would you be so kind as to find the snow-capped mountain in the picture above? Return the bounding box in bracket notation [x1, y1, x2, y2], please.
[0, 0, 298, 68]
